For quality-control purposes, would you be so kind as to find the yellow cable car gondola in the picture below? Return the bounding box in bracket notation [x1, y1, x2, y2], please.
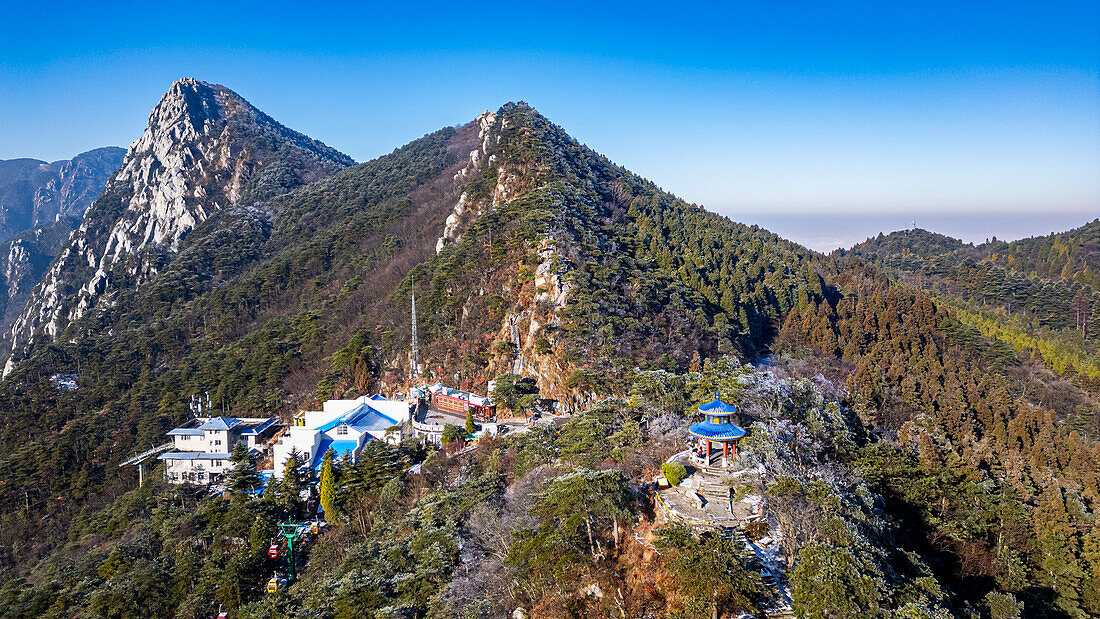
[309, 522, 319, 535]
[267, 577, 280, 594]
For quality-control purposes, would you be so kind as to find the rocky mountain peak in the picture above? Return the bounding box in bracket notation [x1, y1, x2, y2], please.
[4, 79, 353, 372]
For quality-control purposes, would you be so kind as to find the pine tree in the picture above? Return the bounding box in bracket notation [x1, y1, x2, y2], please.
[226, 441, 261, 499]
[278, 449, 304, 516]
[465, 409, 475, 435]
[319, 448, 337, 521]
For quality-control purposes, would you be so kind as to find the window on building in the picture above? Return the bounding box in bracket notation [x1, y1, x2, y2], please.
[213, 439, 221, 446]
[337, 424, 348, 435]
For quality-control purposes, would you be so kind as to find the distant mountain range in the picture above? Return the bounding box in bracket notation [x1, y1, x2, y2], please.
[0, 147, 124, 241]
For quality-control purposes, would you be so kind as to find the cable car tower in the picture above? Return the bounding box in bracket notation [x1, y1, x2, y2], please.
[276, 523, 302, 583]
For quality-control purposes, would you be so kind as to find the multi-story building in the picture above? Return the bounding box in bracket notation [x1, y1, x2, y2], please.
[159, 416, 278, 485]
[271, 395, 412, 478]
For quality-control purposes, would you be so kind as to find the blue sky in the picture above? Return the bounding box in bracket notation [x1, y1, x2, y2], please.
[1, 1, 1097, 248]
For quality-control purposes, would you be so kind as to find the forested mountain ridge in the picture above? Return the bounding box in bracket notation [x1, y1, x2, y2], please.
[4, 78, 354, 372]
[850, 220, 1100, 290]
[409, 102, 826, 404]
[847, 224, 1100, 418]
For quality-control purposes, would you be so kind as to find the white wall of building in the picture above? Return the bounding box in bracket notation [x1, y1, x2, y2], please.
[270, 396, 409, 479]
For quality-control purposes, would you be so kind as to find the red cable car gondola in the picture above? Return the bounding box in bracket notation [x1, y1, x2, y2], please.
[268, 544, 279, 559]
[217, 613, 228, 619]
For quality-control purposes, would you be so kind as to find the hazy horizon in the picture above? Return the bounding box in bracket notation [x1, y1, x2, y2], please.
[734, 210, 1097, 253]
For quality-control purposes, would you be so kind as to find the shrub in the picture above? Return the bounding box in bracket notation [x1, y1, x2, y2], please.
[662, 462, 687, 486]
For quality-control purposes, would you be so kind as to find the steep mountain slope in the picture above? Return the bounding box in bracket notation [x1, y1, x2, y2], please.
[5, 78, 353, 370]
[0, 217, 82, 334]
[0, 148, 126, 344]
[0, 147, 124, 242]
[407, 103, 823, 403]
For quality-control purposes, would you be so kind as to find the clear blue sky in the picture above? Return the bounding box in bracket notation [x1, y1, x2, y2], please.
[1, 0, 1097, 237]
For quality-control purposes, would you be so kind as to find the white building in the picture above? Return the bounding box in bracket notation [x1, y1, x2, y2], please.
[271, 395, 412, 478]
[159, 416, 278, 485]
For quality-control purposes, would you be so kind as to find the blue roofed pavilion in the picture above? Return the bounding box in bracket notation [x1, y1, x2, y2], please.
[689, 392, 746, 467]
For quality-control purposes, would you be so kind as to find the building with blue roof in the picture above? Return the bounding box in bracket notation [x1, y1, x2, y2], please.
[272, 395, 412, 478]
[689, 393, 747, 467]
[160, 416, 279, 485]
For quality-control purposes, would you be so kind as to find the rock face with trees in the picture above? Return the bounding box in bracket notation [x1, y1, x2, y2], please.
[0, 81, 1098, 617]
[0, 147, 125, 349]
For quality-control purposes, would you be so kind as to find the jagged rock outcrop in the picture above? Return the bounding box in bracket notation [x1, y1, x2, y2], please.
[5, 78, 353, 373]
[0, 218, 83, 336]
[0, 147, 125, 243]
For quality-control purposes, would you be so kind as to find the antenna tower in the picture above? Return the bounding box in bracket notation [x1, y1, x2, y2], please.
[410, 276, 420, 381]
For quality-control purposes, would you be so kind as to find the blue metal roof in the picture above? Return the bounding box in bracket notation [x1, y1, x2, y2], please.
[167, 428, 204, 436]
[347, 409, 399, 433]
[198, 417, 241, 431]
[311, 439, 361, 469]
[688, 420, 746, 441]
[239, 418, 276, 435]
[698, 393, 738, 416]
[315, 403, 398, 433]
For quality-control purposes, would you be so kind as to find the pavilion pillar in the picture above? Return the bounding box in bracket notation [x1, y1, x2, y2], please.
[705, 440, 711, 465]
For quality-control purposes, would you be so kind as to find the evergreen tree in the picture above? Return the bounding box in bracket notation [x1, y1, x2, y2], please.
[277, 449, 304, 516]
[464, 409, 475, 435]
[319, 448, 337, 521]
[790, 543, 880, 619]
[655, 524, 766, 617]
[226, 441, 261, 499]
[442, 424, 466, 445]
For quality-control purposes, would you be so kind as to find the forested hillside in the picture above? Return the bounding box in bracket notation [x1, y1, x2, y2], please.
[1, 84, 1099, 617]
[848, 226, 1100, 430]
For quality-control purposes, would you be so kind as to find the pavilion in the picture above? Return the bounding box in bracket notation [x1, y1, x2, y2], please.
[689, 393, 746, 467]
